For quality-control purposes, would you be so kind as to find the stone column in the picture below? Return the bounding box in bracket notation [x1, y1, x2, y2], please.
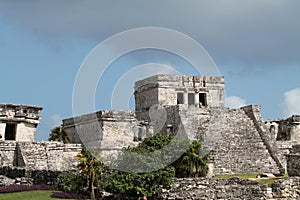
[0, 123, 6, 141]
[183, 92, 188, 105]
[195, 93, 199, 107]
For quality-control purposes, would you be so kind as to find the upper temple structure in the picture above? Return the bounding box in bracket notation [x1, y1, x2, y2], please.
[62, 74, 300, 175]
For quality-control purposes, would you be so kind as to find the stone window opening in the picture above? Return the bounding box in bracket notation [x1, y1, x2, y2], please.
[177, 92, 184, 104]
[199, 93, 207, 106]
[167, 124, 173, 135]
[188, 93, 195, 105]
[5, 123, 17, 140]
[269, 125, 275, 134]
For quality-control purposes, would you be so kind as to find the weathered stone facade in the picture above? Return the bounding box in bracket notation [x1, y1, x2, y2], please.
[0, 104, 42, 142]
[0, 141, 81, 171]
[134, 74, 224, 111]
[160, 177, 267, 200]
[62, 74, 295, 175]
[286, 144, 300, 177]
[0, 104, 82, 173]
[159, 177, 300, 200]
[265, 115, 300, 172]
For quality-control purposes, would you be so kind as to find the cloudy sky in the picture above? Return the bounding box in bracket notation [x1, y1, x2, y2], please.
[0, 1, 299, 141]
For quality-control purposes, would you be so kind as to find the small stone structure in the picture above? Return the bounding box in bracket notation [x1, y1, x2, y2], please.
[286, 144, 300, 177]
[0, 104, 82, 172]
[265, 115, 300, 172]
[63, 74, 297, 175]
[0, 104, 42, 142]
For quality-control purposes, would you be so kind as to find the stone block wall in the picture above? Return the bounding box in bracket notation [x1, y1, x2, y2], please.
[160, 177, 267, 200]
[63, 110, 139, 162]
[0, 104, 42, 142]
[17, 142, 82, 171]
[208, 107, 280, 174]
[0, 141, 17, 167]
[271, 177, 300, 199]
[286, 145, 300, 177]
[134, 74, 225, 111]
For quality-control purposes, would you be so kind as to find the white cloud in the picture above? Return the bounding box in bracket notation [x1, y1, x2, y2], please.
[283, 88, 300, 118]
[50, 114, 62, 128]
[225, 96, 247, 109]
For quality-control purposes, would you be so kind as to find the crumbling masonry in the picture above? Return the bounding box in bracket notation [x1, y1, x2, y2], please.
[63, 74, 300, 175]
[0, 104, 81, 171]
[0, 74, 299, 176]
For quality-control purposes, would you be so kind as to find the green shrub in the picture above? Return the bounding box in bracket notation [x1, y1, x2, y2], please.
[56, 173, 87, 195]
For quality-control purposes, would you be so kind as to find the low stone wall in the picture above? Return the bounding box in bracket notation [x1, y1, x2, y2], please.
[17, 142, 82, 171]
[272, 177, 300, 199]
[160, 177, 267, 200]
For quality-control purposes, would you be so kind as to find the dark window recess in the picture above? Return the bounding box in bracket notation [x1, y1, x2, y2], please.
[199, 93, 207, 106]
[188, 93, 195, 105]
[5, 124, 17, 140]
[177, 93, 184, 104]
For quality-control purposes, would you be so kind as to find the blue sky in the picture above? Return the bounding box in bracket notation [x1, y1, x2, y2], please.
[0, 1, 299, 141]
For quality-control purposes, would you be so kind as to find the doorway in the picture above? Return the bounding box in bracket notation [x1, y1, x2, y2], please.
[5, 123, 17, 140]
[199, 93, 207, 106]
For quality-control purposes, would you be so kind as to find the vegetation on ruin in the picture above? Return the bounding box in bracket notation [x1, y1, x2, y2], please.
[76, 148, 106, 200]
[103, 132, 209, 197]
[48, 126, 70, 144]
[57, 133, 209, 198]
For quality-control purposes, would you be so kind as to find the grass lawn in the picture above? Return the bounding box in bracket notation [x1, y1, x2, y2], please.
[0, 190, 65, 200]
[214, 173, 289, 186]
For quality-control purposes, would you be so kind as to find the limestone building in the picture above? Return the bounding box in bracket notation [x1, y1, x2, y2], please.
[0, 104, 42, 142]
[0, 104, 81, 171]
[63, 74, 299, 175]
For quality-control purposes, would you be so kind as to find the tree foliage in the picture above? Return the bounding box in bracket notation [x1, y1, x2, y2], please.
[173, 140, 209, 177]
[48, 126, 70, 144]
[76, 148, 106, 200]
[103, 132, 209, 198]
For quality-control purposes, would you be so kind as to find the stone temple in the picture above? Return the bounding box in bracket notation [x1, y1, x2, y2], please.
[63, 74, 300, 175]
[0, 104, 81, 171]
[0, 104, 42, 142]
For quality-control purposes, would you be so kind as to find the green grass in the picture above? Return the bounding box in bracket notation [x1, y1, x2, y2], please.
[214, 173, 289, 187]
[214, 173, 258, 179]
[0, 190, 64, 200]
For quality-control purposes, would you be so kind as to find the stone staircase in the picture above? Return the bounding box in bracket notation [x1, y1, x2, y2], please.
[206, 108, 281, 174]
[178, 106, 281, 175]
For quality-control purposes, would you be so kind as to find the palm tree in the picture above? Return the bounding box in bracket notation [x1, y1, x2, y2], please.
[48, 126, 70, 144]
[76, 148, 105, 200]
[172, 140, 209, 177]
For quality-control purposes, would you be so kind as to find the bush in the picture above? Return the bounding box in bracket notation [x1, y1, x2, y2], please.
[103, 133, 209, 197]
[56, 172, 87, 195]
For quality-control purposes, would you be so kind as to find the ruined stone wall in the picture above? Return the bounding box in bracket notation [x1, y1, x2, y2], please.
[134, 74, 224, 111]
[207, 107, 280, 174]
[138, 105, 281, 175]
[271, 177, 300, 199]
[286, 145, 300, 177]
[0, 141, 17, 167]
[63, 110, 139, 161]
[17, 142, 82, 171]
[0, 104, 42, 142]
[15, 122, 36, 142]
[160, 177, 267, 200]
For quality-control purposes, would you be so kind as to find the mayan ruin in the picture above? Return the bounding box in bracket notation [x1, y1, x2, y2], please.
[63, 74, 300, 176]
[0, 74, 299, 199]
